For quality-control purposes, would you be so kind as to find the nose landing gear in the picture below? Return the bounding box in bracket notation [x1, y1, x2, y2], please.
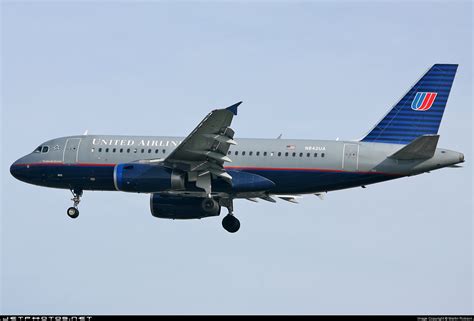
[67, 206, 79, 219]
[67, 189, 83, 219]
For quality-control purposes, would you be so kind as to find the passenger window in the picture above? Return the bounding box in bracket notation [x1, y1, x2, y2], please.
[41, 146, 49, 153]
[256, 152, 260, 156]
[155, 149, 159, 154]
[242, 151, 246, 156]
[163, 149, 166, 153]
[228, 151, 231, 155]
[120, 148, 123, 153]
[314, 153, 318, 157]
[285, 152, 288, 157]
[91, 148, 95, 153]
[299, 153, 303, 157]
[105, 148, 109, 153]
[98, 148, 102, 152]
[141, 149, 145, 153]
[321, 153, 325, 158]
[307, 153, 310, 157]
[278, 152, 281, 156]
[263, 152, 267, 156]
[249, 151, 253, 156]
[235, 151, 239, 156]
[292, 152, 296, 157]
[148, 149, 151, 153]
[127, 149, 130, 153]
[113, 148, 116, 153]
[134, 148, 137, 153]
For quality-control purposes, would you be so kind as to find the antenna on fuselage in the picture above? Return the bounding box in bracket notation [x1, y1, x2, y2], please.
[83, 129, 89, 135]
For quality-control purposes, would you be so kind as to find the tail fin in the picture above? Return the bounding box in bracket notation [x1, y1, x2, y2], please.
[361, 64, 458, 144]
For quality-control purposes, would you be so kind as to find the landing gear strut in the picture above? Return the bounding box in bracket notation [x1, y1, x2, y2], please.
[67, 189, 83, 219]
[220, 198, 240, 233]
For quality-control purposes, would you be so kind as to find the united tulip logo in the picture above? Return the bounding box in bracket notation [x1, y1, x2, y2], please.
[411, 92, 437, 111]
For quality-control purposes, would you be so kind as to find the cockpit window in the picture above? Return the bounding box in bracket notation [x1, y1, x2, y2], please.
[41, 146, 49, 153]
[34, 146, 42, 153]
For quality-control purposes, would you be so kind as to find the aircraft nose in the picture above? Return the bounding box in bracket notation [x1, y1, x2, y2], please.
[10, 161, 20, 179]
[459, 153, 465, 163]
[10, 159, 29, 181]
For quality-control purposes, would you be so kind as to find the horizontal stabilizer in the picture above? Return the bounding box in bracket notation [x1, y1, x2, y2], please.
[389, 135, 439, 160]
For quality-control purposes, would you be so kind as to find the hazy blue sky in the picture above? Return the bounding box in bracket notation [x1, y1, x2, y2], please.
[1, 0, 472, 315]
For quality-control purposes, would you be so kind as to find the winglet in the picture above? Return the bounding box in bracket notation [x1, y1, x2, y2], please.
[226, 101, 242, 115]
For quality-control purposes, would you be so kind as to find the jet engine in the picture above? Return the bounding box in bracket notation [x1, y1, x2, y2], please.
[114, 163, 185, 193]
[150, 194, 221, 219]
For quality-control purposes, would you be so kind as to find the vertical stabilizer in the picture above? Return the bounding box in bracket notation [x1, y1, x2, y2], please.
[361, 64, 458, 144]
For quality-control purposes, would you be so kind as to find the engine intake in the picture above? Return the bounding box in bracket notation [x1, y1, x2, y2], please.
[150, 194, 221, 219]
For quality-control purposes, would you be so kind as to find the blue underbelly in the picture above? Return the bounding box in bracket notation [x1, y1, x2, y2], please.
[20, 164, 116, 191]
[243, 169, 399, 193]
[16, 164, 400, 194]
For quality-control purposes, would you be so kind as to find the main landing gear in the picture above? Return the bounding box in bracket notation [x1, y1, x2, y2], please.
[67, 189, 83, 219]
[222, 214, 240, 233]
[220, 198, 240, 233]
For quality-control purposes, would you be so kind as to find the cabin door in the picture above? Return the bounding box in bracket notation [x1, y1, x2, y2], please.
[342, 143, 359, 171]
[63, 138, 82, 164]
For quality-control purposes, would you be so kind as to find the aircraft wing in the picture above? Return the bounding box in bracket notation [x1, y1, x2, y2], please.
[163, 102, 242, 195]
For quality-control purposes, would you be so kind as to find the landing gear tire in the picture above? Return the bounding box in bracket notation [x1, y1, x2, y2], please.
[67, 207, 79, 219]
[222, 214, 240, 233]
[68, 189, 83, 219]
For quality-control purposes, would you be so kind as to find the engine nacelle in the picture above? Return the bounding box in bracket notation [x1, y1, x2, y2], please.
[150, 194, 221, 219]
[114, 163, 185, 193]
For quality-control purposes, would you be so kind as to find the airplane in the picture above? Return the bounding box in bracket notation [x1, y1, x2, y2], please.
[10, 64, 465, 233]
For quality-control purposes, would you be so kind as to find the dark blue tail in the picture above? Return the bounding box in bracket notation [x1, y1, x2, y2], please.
[361, 64, 458, 144]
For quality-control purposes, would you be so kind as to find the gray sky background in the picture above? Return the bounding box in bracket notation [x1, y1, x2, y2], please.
[1, 0, 472, 315]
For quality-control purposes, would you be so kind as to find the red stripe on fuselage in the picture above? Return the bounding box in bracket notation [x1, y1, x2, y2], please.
[12, 162, 402, 176]
[225, 166, 401, 176]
